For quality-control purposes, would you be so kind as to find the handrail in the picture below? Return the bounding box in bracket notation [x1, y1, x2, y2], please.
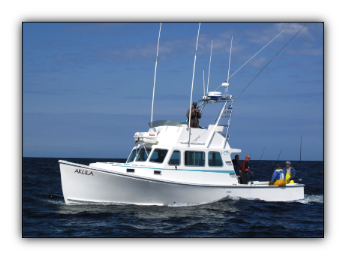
[148, 120, 182, 128]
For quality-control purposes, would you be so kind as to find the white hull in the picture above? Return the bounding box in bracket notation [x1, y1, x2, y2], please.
[59, 160, 304, 205]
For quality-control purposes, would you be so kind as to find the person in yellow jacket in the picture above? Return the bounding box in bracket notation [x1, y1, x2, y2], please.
[282, 161, 296, 184]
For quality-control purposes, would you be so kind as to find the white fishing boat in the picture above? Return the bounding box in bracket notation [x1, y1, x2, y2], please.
[59, 23, 305, 205]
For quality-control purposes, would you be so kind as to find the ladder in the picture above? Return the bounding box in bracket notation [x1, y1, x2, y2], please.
[221, 104, 233, 148]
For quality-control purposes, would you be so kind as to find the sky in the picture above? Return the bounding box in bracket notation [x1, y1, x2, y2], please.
[23, 22, 323, 160]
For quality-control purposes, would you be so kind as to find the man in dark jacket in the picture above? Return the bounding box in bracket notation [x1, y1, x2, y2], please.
[186, 102, 202, 128]
[232, 155, 240, 176]
[239, 155, 253, 184]
[282, 161, 296, 184]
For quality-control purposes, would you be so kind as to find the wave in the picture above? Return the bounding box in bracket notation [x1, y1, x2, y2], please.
[297, 194, 323, 204]
[167, 201, 216, 207]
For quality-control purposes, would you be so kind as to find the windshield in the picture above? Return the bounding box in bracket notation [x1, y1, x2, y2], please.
[136, 147, 152, 162]
[127, 149, 137, 163]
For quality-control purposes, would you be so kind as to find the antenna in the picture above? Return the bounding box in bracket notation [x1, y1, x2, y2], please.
[151, 23, 162, 123]
[188, 23, 201, 146]
[227, 36, 233, 83]
[207, 40, 213, 95]
[226, 36, 233, 95]
[203, 69, 205, 97]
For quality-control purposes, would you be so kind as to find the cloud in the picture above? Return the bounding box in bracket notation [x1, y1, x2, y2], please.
[24, 89, 66, 96]
[245, 23, 313, 47]
[275, 23, 311, 37]
[248, 56, 268, 68]
[125, 94, 187, 100]
[296, 79, 323, 85]
[106, 32, 241, 62]
[243, 91, 323, 103]
[62, 23, 123, 33]
[286, 47, 323, 56]
[107, 43, 164, 61]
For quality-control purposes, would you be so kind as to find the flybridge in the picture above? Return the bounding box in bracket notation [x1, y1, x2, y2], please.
[141, 23, 307, 150]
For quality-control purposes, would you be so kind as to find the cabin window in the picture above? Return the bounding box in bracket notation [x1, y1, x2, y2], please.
[149, 149, 168, 163]
[208, 152, 223, 167]
[127, 149, 137, 163]
[185, 151, 205, 166]
[136, 147, 152, 162]
[169, 150, 181, 165]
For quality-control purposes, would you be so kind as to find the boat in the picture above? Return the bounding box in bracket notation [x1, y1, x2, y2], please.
[59, 23, 305, 205]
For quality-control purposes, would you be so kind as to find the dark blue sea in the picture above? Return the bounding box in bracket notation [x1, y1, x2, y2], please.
[23, 158, 323, 238]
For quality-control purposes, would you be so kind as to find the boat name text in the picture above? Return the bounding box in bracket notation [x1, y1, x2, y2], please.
[222, 151, 231, 156]
[74, 169, 93, 176]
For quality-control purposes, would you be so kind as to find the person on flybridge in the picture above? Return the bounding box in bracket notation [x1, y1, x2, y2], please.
[186, 102, 202, 128]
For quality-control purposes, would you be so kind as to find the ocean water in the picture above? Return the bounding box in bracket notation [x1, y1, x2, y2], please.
[23, 157, 323, 238]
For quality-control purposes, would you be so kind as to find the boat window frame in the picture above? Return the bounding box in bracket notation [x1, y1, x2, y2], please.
[208, 151, 224, 167]
[135, 147, 152, 162]
[149, 148, 169, 164]
[126, 149, 137, 163]
[184, 151, 205, 167]
[168, 150, 181, 166]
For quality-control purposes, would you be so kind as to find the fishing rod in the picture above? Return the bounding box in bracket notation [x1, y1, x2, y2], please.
[269, 149, 282, 185]
[299, 136, 302, 183]
[275, 149, 282, 169]
[249, 149, 254, 183]
[250, 146, 266, 184]
[258, 146, 266, 169]
[259, 146, 266, 161]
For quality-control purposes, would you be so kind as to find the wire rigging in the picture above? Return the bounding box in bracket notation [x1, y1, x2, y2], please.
[215, 26, 289, 91]
[233, 23, 307, 103]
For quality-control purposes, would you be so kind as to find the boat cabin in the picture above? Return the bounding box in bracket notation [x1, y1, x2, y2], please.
[126, 120, 240, 172]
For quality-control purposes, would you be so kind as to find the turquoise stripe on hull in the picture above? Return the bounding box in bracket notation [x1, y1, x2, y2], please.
[112, 164, 235, 174]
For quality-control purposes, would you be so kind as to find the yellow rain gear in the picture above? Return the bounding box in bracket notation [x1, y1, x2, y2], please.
[273, 179, 286, 187]
[285, 172, 294, 184]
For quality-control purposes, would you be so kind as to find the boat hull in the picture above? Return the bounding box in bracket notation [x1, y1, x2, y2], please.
[59, 161, 304, 205]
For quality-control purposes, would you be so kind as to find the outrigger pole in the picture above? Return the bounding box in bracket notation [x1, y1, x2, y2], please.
[188, 23, 201, 147]
[299, 136, 302, 182]
[151, 23, 162, 123]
